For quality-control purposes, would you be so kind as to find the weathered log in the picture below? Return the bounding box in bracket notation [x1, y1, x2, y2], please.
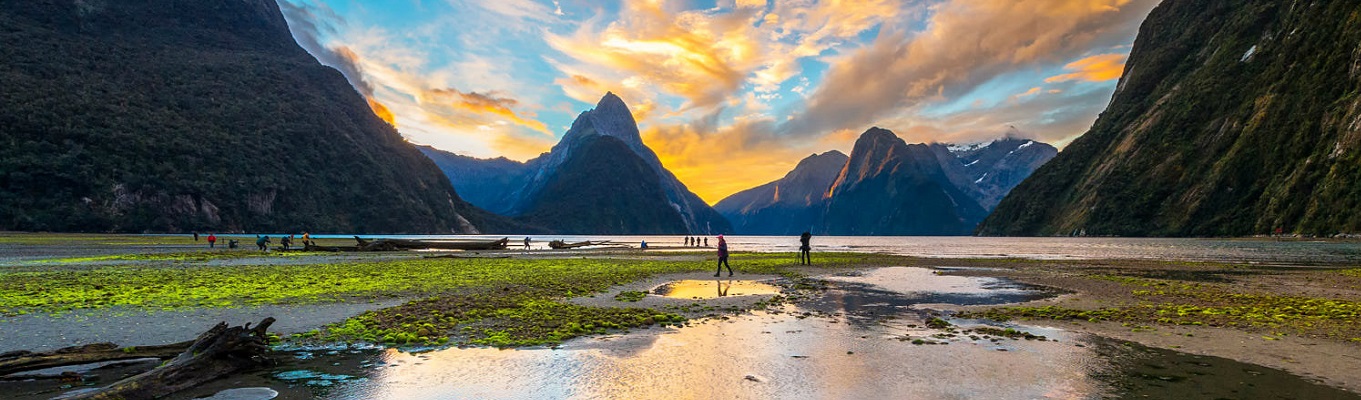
[547, 240, 616, 249]
[63, 318, 277, 400]
[303, 242, 358, 252]
[354, 236, 510, 251]
[0, 341, 191, 377]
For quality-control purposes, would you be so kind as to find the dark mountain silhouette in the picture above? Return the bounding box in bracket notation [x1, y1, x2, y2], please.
[422, 93, 732, 234]
[716, 128, 1054, 235]
[517, 135, 688, 234]
[952, 134, 1059, 210]
[823, 128, 989, 235]
[979, 0, 1361, 236]
[0, 0, 501, 233]
[713, 151, 847, 235]
[417, 148, 534, 216]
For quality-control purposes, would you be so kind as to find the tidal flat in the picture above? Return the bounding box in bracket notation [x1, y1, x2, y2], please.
[1, 233, 1358, 399]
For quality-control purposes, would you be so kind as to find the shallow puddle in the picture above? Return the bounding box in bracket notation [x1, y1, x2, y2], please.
[652, 280, 783, 299]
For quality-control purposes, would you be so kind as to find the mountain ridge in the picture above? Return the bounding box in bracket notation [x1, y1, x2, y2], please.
[423, 93, 732, 235]
[0, 0, 498, 233]
[979, 0, 1361, 236]
[716, 127, 1054, 235]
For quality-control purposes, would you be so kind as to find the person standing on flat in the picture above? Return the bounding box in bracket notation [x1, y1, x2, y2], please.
[799, 231, 812, 265]
[714, 235, 732, 277]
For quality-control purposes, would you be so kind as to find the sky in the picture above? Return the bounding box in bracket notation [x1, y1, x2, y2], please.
[279, 0, 1161, 204]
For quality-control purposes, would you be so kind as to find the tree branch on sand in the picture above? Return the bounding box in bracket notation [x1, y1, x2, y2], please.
[0, 318, 277, 400]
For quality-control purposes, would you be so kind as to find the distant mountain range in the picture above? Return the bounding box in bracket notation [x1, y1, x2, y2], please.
[0, 0, 503, 233]
[422, 93, 731, 235]
[979, 0, 1361, 236]
[715, 128, 1056, 235]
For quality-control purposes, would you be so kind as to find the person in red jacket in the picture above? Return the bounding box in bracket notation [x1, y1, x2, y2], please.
[714, 235, 732, 277]
[207, 233, 217, 248]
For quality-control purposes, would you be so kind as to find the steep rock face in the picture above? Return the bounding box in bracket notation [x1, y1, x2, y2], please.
[0, 0, 492, 233]
[517, 135, 688, 234]
[514, 93, 731, 234]
[823, 128, 989, 235]
[418, 147, 534, 216]
[714, 151, 848, 235]
[953, 137, 1059, 210]
[979, 0, 1361, 236]
[427, 93, 732, 234]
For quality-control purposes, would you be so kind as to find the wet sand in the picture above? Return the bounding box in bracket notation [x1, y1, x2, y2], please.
[934, 259, 1361, 393]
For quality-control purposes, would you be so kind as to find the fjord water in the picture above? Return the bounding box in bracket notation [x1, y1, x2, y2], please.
[318, 234, 1361, 264]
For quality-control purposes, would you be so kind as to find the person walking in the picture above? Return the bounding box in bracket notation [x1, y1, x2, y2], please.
[704, 237, 708, 247]
[193, 232, 199, 242]
[799, 231, 812, 265]
[256, 235, 270, 251]
[714, 235, 732, 277]
[207, 233, 217, 248]
[524, 237, 532, 249]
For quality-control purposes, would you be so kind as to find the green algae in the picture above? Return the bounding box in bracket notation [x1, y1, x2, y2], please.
[0, 250, 904, 347]
[964, 275, 1361, 341]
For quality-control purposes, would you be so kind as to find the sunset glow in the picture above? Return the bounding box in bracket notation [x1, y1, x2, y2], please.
[281, 0, 1158, 203]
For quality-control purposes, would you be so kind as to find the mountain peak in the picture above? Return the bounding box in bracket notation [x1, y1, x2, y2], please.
[862, 126, 896, 139]
[598, 91, 625, 107]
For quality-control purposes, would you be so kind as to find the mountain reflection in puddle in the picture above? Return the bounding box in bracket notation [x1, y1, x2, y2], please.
[652, 280, 783, 299]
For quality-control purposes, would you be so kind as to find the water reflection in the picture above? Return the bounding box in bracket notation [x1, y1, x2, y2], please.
[652, 280, 783, 300]
[329, 312, 1102, 400]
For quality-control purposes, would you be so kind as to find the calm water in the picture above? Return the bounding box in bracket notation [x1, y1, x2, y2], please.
[310, 234, 1361, 265]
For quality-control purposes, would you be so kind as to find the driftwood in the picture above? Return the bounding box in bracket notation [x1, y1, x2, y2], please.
[547, 240, 618, 249]
[302, 242, 359, 252]
[58, 318, 277, 400]
[354, 236, 509, 251]
[0, 342, 191, 377]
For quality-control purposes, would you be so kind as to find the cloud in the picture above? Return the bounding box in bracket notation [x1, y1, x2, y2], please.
[463, 0, 561, 24]
[546, 0, 900, 117]
[1045, 53, 1128, 83]
[876, 80, 1121, 147]
[279, 2, 371, 93]
[280, 2, 408, 126]
[642, 117, 812, 204]
[367, 97, 396, 126]
[280, 1, 559, 159]
[784, 0, 1159, 137]
[426, 89, 551, 134]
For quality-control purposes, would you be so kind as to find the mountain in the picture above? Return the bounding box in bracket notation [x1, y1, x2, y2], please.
[417, 147, 534, 216]
[514, 93, 731, 234]
[422, 93, 732, 234]
[823, 128, 990, 235]
[0, 0, 498, 233]
[979, 0, 1361, 236]
[952, 135, 1059, 210]
[517, 134, 688, 234]
[714, 129, 1056, 236]
[713, 151, 848, 235]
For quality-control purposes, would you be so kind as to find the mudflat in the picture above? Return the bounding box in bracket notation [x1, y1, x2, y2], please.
[1, 233, 1357, 398]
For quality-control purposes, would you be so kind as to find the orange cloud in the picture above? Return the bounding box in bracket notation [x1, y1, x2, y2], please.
[547, 0, 899, 118]
[642, 118, 820, 204]
[366, 97, 396, 126]
[788, 0, 1157, 137]
[1045, 53, 1128, 83]
[426, 89, 550, 134]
